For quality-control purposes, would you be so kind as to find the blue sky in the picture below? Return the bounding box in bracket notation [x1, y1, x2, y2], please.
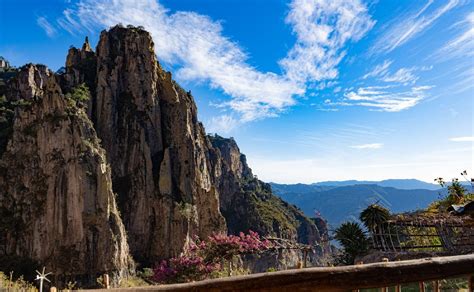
[0, 0, 473, 183]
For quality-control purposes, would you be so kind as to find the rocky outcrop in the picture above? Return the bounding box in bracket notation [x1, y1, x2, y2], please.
[208, 135, 322, 245]
[63, 26, 226, 265]
[0, 65, 132, 284]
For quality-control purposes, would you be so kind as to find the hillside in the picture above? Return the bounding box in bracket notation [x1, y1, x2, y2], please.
[270, 183, 443, 227]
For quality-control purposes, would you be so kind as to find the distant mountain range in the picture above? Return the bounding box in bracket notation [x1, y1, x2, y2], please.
[270, 180, 450, 229]
[312, 179, 441, 190]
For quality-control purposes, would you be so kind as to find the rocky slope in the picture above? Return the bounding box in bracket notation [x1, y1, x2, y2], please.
[0, 65, 132, 284]
[0, 25, 327, 282]
[208, 135, 322, 245]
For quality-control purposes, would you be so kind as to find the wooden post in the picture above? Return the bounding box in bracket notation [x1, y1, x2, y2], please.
[469, 274, 473, 292]
[395, 285, 401, 292]
[303, 249, 308, 268]
[102, 274, 110, 289]
[418, 281, 425, 292]
[50, 287, 57, 292]
[432, 280, 439, 292]
[381, 258, 389, 292]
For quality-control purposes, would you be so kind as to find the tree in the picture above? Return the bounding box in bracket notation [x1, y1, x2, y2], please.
[360, 204, 390, 250]
[334, 222, 368, 265]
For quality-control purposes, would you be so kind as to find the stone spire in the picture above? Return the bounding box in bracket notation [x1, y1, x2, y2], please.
[82, 36, 92, 52]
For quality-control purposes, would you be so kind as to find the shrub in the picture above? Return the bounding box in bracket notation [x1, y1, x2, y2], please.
[152, 230, 273, 284]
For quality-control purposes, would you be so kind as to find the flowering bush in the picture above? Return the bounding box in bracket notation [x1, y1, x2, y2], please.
[152, 230, 273, 283]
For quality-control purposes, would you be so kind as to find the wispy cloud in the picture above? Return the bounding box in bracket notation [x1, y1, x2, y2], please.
[371, 0, 459, 54]
[281, 0, 375, 83]
[344, 85, 433, 112]
[37, 16, 57, 38]
[434, 12, 474, 61]
[350, 143, 384, 149]
[381, 67, 419, 85]
[449, 136, 474, 142]
[206, 115, 239, 134]
[363, 60, 392, 79]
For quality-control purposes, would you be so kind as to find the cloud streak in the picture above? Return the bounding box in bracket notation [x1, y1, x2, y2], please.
[37, 17, 57, 38]
[344, 85, 433, 112]
[371, 0, 459, 54]
[449, 136, 474, 142]
[434, 12, 474, 61]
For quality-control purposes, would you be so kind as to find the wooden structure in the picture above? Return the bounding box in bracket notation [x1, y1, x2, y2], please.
[370, 212, 474, 252]
[77, 254, 474, 292]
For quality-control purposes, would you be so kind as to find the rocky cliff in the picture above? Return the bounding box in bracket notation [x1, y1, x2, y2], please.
[208, 135, 322, 245]
[62, 26, 227, 265]
[0, 25, 327, 283]
[0, 64, 132, 284]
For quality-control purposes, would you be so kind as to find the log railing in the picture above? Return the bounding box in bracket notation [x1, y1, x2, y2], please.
[77, 254, 474, 292]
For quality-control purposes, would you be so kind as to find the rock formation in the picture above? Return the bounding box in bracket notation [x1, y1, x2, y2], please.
[0, 25, 328, 283]
[62, 26, 227, 265]
[0, 64, 132, 284]
[208, 135, 322, 245]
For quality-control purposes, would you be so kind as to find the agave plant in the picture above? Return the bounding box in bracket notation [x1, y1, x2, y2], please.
[334, 222, 368, 265]
[360, 204, 390, 250]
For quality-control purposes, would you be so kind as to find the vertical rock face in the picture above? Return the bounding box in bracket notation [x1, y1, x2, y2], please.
[208, 135, 321, 245]
[0, 65, 131, 283]
[64, 26, 226, 265]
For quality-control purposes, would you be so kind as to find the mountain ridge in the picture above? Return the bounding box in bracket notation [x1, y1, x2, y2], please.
[270, 183, 445, 228]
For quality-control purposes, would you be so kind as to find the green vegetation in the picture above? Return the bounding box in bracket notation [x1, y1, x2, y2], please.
[360, 204, 390, 250]
[0, 271, 37, 291]
[334, 222, 368, 265]
[429, 171, 474, 212]
[65, 83, 91, 107]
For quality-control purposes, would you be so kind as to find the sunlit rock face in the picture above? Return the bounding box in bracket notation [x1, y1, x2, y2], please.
[0, 64, 132, 283]
[63, 26, 227, 265]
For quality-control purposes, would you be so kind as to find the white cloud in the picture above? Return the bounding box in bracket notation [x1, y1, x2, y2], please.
[435, 12, 474, 60]
[344, 85, 432, 111]
[363, 60, 392, 79]
[381, 67, 419, 85]
[37, 17, 57, 38]
[371, 0, 459, 54]
[450, 136, 474, 142]
[205, 115, 240, 134]
[281, 0, 375, 83]
[350, 143, 383, 149]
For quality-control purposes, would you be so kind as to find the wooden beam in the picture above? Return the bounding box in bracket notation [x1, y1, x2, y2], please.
[77, 254, 474, 292]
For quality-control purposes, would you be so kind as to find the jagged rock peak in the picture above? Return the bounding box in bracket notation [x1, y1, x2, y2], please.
[83, 24, 227, 265]
[82, 36, 92, 52]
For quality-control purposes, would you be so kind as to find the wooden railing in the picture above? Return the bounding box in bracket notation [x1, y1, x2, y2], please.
[77, 254, 474, 292]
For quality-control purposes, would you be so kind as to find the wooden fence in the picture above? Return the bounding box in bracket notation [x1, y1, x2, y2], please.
[77, 254, 474, 292]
